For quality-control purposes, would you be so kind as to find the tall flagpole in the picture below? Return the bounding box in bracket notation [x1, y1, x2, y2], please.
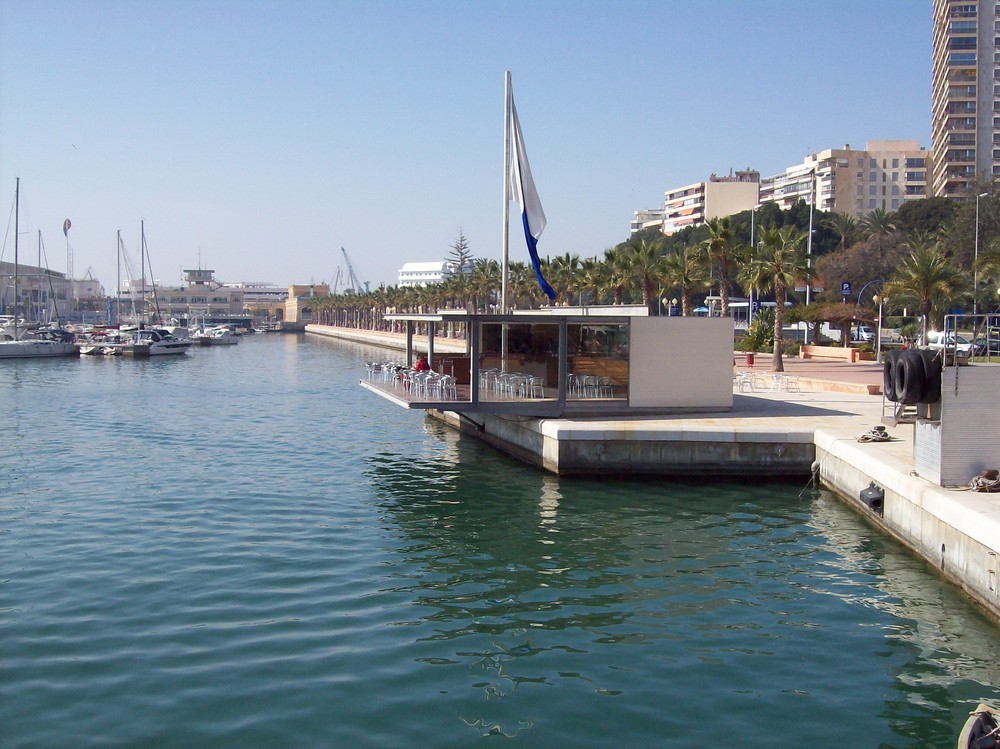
[501, 70, 511, 314]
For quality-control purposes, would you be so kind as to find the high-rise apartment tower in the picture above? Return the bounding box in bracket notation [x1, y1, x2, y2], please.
[931, 0, 999, 197]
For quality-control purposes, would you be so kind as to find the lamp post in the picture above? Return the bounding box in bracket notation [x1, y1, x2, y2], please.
[749, 205, 757, 328]
[975, 191, 989, 316]
[671, 298, 679, 317]
[805, 168, 816, 344]
[873, 294, 884, 364]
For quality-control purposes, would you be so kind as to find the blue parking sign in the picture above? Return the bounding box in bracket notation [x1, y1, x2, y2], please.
[841, 281, 851, 296]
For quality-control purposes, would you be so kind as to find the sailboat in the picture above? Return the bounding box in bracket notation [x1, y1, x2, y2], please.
[0, 178, 78, 359]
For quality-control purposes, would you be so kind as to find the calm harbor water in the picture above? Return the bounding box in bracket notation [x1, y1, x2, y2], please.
[2, 333, 999, 748]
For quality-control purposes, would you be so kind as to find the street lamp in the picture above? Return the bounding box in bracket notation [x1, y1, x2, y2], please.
[975, 191, 989, 316]
[749, 205, 758, 327]
[805, 168, 817, 344]
[873, 294, 884, 364]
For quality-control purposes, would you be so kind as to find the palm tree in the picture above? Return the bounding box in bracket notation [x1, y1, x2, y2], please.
[544, 253, 580, 305]
[469, 258, 500, 312]
[739, 225, 812, 372]
[699, 217, 737, 316]
[602, 247, 631, 304]
[575, 257, 603, 306]
[825, 212, 862, 252]
[660, 241, 710, 316]
[975, 235, 1000, 310]
[861, 208, 897, 269]
[884, 240, 968, 341]
[620, 239, 664, 309]
[508, 261, 538, 310]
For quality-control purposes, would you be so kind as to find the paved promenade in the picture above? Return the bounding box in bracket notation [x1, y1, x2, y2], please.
[734, 355, 884, 395]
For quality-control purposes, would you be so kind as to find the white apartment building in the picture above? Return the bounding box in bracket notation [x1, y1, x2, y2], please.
[659, 170, 760, 235]
[931, 0, 999, 197]
[759, 141, 928, 218]
[397, 261, 455, 287]
[630, 209, 666, 233]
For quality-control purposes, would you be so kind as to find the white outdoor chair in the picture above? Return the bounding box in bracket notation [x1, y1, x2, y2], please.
[566, 373, 581, 398]
[597, 376, 613, 398]
[736, 371, 755, 392]
[436, 374, 458, 400]
[525, 375, 544, 398]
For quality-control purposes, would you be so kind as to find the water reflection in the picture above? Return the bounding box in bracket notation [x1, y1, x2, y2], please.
[366, 424, 1000, 747]
[808, 492, 1000, 739]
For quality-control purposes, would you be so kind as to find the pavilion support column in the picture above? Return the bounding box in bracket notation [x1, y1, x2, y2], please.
[558, 319, 568, 410]
[469, 320, 480, 406]
[406, 321, 414, 367]
[427, 324, 435, 369]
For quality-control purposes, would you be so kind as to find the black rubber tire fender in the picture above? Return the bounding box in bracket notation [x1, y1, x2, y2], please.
[883, 350, 900, 402]
[918, 349, 942, 404]
[895, 349, 926, 405]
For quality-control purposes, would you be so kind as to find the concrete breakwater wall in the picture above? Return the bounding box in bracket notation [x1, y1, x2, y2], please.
[431, 410, 816, 478]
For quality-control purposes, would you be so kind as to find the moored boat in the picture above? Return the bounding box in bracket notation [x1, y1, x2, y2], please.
[0, 179, 78, 360]
[97, 327, 193, 357]
[128, 327, 193, 356]
[958, 703, 999, 748]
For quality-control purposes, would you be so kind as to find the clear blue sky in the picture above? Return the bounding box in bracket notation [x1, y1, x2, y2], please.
[1, 0, 931, 291]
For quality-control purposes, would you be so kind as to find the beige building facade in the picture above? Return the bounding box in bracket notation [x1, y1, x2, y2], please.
[660, 170, 760, 235]
[760, 141, 928, 218]
[284, 283, 330, 324]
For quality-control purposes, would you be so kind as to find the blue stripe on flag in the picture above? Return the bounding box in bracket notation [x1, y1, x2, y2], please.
[522, 211, 556, 300]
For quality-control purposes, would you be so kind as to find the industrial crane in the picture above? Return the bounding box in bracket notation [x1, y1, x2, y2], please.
[331, 266, 343, 295]
[341, 247, 369, 294]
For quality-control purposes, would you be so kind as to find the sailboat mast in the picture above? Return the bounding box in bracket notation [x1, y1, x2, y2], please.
[116, 229, 121, 326]
[37, 231, 43, 323]
[141, 221, 146, 325]
[13, 178, 19, 339]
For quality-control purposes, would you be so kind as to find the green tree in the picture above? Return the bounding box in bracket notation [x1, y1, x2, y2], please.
[883, 239, 968, 340]
[698, 217, 738, 316]
[739, 225, 812, 372]
[660, 241, 709, 316]
[619, 238, 665, 309]
[447, 228, 474, 273]
[543, 253, 581, 305]
[469, 258, 500, 312]
[824, 212, 862, 253]
[894, 196, 957, 237]
[602, 246, 632, 305]
[861, 208, 898, 270]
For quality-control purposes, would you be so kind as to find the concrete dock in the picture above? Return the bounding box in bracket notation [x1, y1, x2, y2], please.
[308, 324, 1000, 622]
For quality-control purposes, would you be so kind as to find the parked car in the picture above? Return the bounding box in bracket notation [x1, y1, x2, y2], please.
[918, 331, 974, 356]
[973, 335, 1000, 356]
[851, 324, 875, 343]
